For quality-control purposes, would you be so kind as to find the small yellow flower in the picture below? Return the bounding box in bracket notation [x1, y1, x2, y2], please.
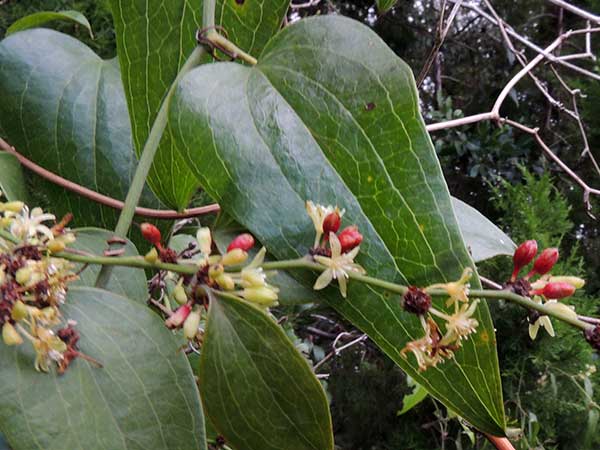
[427, 267, 473, 308]
[313, 233, 365, 298]
[430, 300, 480, 345]
[400, 317, 451, 372]
[7, 206, 55, 242]
[32, 328, 67, 372]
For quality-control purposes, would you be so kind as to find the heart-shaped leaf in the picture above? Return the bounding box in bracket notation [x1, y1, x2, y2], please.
[0, 153, 28, 203]
[0, 287, 206, 450]
[110, 0, 291, 207]
[0, 29, 163, 231]
[170, 16, 505, 434]
[70, 228, 148, 302]
[452, 197, 515, 262]
[200, 291, 333, 450]
[6, 10, 93, 37]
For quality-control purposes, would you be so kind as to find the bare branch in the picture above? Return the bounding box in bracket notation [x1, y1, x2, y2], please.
[417, 0, 463, 86]
[548, 0, 600, 24]
[425, 1, 600, 215]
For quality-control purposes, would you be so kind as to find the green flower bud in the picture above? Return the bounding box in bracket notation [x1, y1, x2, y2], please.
[47, 239, 66, 253]
[242, 286, 279, 306]
[2, 322, 23, 346]
[241, 268, 266, 287]
[173, 284, 188, 305]
[11, 301, 30, 322]
[545, 302, 577, 320]
[215, 274, 235, 291]
[196, 227, 212, 255]
[144, 247, 159, 263]
[0, 201, 24, 213]
[183, 309, 202, 340]
[208, 264, 224, 280]
[15, 267, 32, 285]
[221, 249, 248, 266]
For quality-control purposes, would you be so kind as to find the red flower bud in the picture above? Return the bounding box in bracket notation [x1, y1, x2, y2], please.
[165, 304, 192, 329]
[338, 226, 363, 253]
[227, 233, 255, 252]
[527, 248, 559, 278]
[540, 282, 576, 299]
[511, 240, 538, 281]
[323, 212, 341, 235]
[140, 223, 162, 246]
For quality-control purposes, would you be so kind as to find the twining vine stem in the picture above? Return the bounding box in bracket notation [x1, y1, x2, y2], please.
[0, 221, 583, 333]
[0, 136, 220, 219]
[93, 0, 261, 287]
[93, 44, 206, 289]
[62, 254, 597, 330]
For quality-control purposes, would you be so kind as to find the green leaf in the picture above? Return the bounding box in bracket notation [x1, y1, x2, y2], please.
[212, 215, 321, 305]
[376, 0, 398, 13]
[0, 287, 206, 450]
[110, 0, 291, 208]
[452, 197, 515, 262]
[199, 291, 333, 450]
[398, 380, 428, 415]
[70, 228, 148, 302]
[6, 10, 93, 38]
[170, 16, 505, 435]
[0, 29, 163, 231]
[0, 153, 28, 203]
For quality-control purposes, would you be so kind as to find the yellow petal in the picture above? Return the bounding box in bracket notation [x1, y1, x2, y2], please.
[529, 322, 540, 340]
[313, 269, 333, 291]
[338, 275, 348, 298]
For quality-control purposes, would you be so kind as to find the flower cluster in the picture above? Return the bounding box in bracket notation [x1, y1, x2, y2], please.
[306, 201, 365, 298]
[507, 240, 584, 339]
[141, 224, 279, 345]
[399, 268, 480, 371]
[0, 193, 82, 372]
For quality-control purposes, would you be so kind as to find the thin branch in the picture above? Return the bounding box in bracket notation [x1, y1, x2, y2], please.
[480, 276, 503, 290]
[548, 0, 600, 24]
[424, 6, 600, 215]
[449, 1, 600, 81]
[417, 0, 463, 86]
[500, 117, 600, 216]
[484, 0, 577, 119]
[425, 112, 496, 132]
[491, 34, 568, 118]
[0, 137, 221, 219]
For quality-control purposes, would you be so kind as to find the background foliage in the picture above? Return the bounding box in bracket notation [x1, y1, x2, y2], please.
[1, 0, 599, 448]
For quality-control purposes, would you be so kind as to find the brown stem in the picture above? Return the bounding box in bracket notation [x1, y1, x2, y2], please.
[485, 434, 516, 450]
[0, 137, 221, 219]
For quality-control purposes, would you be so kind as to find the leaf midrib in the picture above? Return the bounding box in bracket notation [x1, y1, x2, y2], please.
[242, 63, 502, 428]
[208, 297, 329, 450]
